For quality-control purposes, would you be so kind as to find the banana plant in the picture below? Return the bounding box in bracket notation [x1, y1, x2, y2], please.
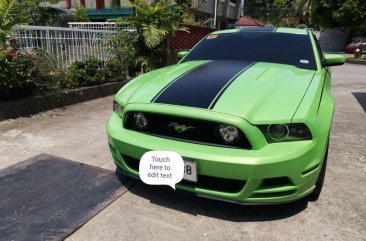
[115, 0, 189, 73]
[118, 0, 188, 49]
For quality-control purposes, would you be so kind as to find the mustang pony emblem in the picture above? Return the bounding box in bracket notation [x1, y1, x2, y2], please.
[168, 122, 195, 133]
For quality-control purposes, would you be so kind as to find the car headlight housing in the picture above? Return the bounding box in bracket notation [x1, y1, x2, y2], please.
[216, 124, 240, 144]
[259, 123, 312, 143]
[113, 101, 124, 115]
[133, 112, 148, 130]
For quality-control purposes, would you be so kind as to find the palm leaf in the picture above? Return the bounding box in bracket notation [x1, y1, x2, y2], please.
[142, 23, 168, 48]
[0, 0, 16, 27]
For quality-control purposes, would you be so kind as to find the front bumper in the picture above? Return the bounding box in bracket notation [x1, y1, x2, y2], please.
[107, 112, 328, 204]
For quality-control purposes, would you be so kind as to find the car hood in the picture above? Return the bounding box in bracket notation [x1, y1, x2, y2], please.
[118, 60, 315, 124]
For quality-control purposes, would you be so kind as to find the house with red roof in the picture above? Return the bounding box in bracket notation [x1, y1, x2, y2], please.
[234, 16, 264, 28]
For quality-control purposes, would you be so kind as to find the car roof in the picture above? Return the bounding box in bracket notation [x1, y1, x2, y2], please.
[212, 27, 309, 35]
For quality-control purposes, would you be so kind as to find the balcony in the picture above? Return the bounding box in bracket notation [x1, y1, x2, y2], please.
[191, 0, 241, 20]
[87, 8, 134, 20]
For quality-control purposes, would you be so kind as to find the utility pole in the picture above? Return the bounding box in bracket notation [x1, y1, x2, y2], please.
[213, 0, 218, 28]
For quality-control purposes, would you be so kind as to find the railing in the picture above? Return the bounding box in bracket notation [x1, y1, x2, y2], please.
[69, 22, 116, 31]
[68, 22, 135, 31]
[11, 25, 117, 69]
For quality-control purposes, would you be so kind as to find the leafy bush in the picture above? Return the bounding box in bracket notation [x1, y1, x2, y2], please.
[73, 5, 90, 22]
[110, 31, 140, 76]
[103, 59, 128, 82]
[0, 49, 127, 100]
[52, 68, 73, 89]
[66, 57, 105, 87]
[0, 50, 37, 99]
[116, 0, 189, 73]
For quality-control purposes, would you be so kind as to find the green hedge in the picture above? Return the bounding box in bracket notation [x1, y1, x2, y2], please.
[0, 50, 127, 100]
[0, 51, 38, 99]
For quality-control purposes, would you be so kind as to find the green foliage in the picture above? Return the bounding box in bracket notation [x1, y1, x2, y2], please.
[174, 0, 208, 27]
[31, 48, 58, 75]
[9, 0, 66, 26]
[1, 0, 67, 45]
[103, 59, 127, 82]
[0, 47, 127, 99]
[110, 30, 138, 76]
[119, 0, 187, 48]
[37, 7, 65, 26]
[0, 0, 28, 46]
[29, 49, 60, 94]
[245, 0, 366, 34]
[116, 0, 189, 73]
[312, 0, 366, 35]
[50, 68, 69, 90]
[109, 0, 121, 9]
[63, 57, 127, 90]
[141, 24, 168, 48]
[73, 5, 90, 22]
[0, 50, 37, 99]
[66, 57, 104, 87]
[0, 49, 65, 99]
[244, 0, 312, 26]
[181, 17, 211, 27]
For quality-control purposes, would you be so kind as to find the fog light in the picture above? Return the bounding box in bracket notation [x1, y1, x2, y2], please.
[268, 124, 289, 141]
[217, 124, 240, 144]
[133, 113, 148, 130]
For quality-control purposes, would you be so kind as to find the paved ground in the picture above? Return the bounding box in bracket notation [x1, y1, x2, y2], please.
[0, 64, 365, 241]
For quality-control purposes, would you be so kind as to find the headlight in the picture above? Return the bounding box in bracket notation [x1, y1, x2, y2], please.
[259, 123, 312, 143]
[268, 124, 289, 141]
[133, 112, 148, 130]
[217, 124, 240, 144]
[113, 101, 124, 114]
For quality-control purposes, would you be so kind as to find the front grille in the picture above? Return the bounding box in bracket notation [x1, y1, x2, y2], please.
[122, 154, 245, 193]
[124, 112, 252, 149]
[180, 176, 245, 193]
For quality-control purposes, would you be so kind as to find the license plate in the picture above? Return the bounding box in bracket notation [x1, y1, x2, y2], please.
[183, 159, 197, 182]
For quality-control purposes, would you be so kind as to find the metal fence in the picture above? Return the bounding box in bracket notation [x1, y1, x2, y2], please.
[68, 22, 135, 32]
[11, 25, 117, 69]
[317, 28, 349, 52]
[69, 22, 119, 31]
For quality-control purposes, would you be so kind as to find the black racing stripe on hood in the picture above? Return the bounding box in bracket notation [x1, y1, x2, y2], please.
[152, 60, 255, 109]
[151, 62, 208, 103]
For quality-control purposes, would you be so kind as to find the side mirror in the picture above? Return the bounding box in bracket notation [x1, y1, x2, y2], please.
[177, 51, 189, 60]
[323, 54, 345, 67]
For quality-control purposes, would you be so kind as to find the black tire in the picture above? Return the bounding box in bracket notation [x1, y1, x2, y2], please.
[309, 145, 328, 201]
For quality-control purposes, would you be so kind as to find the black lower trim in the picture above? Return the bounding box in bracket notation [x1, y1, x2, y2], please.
[115, 166, 308, 205]
[122, 154, 246, 193]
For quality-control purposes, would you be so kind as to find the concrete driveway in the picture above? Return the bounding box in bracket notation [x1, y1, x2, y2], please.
[0, 64, 365, 241]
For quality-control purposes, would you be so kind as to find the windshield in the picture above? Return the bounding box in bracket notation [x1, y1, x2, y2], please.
[181, 31, 317, 70]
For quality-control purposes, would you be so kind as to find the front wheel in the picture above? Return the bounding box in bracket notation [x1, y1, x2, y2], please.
[309, 145, 328, 201]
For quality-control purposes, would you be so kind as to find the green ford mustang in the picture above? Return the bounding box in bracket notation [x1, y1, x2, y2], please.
[107, 27, 345, 204]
